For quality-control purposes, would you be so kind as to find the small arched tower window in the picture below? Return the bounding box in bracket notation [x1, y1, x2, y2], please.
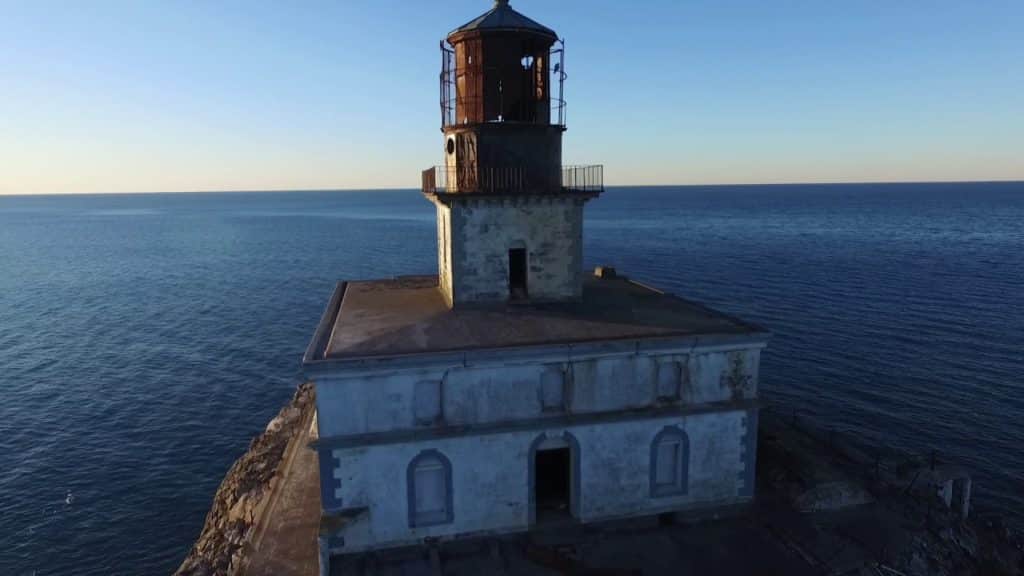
[650, 426, 690, 497]
[407, 450, 453, 527]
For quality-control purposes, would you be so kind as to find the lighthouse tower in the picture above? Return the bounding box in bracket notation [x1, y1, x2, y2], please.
[422, 0, 602, 306]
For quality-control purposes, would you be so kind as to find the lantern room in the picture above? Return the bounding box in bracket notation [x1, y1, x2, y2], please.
[441, 0, 564, 127]
[421, 0, 603, 198]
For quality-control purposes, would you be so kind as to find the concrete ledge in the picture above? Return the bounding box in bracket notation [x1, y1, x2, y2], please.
[302, 282, 346, 364]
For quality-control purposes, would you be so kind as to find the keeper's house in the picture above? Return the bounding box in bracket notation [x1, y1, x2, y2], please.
[303, 0, 768, 564]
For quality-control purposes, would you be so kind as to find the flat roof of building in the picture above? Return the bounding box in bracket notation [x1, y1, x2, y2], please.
[310, 273, 765, 361]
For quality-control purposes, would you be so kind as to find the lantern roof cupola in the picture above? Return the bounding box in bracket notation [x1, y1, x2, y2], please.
[448, 0, 557, 42]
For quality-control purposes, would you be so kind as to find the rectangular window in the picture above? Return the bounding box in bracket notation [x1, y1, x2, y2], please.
[655, 439, 680, 487]
[414, 461, 447, 522]
[408, 451, 453, 528]
[652, 428, 689, 498]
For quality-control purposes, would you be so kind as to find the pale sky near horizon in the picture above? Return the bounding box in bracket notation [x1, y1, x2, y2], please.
[2, 0, 1022, 195]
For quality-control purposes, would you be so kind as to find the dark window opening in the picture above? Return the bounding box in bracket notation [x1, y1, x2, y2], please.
[509, 248, 528, 300]
[535, 447, 570, 521]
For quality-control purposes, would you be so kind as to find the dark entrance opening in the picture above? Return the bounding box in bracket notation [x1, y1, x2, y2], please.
[508, 248, 528, 300]
[534, 447, 570, 521]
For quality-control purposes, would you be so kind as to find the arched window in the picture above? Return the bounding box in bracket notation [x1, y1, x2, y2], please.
[650, 426, 689, 497]
[407, 450, 453, 527]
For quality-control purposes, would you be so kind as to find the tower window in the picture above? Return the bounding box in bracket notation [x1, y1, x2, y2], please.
[509, 248, 528, 300]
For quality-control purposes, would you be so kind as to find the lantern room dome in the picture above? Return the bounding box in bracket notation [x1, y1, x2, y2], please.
[448, 0, 557, 41]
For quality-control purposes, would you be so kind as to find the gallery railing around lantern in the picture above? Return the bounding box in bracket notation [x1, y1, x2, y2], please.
[422, 165, 603, 196]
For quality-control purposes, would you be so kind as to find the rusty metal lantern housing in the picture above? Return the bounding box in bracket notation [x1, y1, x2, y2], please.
[423, 0, 594, 196]
[444, 0, 562, 127]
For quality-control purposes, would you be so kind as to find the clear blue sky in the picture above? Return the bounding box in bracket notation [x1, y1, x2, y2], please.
[2, 0, 1022, 194]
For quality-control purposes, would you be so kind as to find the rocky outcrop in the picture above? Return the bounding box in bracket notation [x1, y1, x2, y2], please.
[175, 383, 315, 576]
[758, 411, 1022, 576]
[793, 480, 873, 512]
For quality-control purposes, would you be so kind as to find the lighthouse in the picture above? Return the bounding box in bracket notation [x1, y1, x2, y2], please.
[423, 0, 602, 306]
[304, 1, 769, 570]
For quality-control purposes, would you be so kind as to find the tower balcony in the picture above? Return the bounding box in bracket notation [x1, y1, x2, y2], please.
[421, 165, 603, 197]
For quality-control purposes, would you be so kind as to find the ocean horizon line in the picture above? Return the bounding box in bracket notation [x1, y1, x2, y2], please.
[3, 178, 1024, 198]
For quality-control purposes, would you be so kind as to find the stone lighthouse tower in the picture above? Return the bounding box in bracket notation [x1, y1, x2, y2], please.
[422, 0, 602, 305]
[305, 2, 767, 570]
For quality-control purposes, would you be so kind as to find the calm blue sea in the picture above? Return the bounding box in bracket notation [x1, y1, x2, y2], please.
[1, 183, 1022, 575]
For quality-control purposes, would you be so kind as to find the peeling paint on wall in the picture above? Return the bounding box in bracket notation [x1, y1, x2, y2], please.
[440, 197, 583, 304]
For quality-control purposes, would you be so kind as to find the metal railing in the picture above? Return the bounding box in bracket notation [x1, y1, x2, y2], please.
[561, 164, 603, 194]
[441, 96, 567, 129]
[422, 165, 602, 195]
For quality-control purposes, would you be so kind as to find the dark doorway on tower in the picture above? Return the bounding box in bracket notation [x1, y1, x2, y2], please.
[534, 447, 570, 521]
[508, 248, 528, 300]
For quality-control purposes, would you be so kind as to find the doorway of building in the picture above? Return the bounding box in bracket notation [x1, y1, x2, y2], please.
[508, 248, 528, 300]
[534, 446, 571, 521]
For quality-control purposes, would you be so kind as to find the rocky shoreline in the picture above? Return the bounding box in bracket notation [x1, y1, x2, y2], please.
[175, 382, 315, 576]
[758, 410, 1023, 576]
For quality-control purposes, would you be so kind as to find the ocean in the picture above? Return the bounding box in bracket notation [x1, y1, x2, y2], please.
[1, 183, 1022, 575]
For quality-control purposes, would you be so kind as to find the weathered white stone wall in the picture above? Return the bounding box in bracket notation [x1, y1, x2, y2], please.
[325, 409, 752, 554]
[446, 198, 584, 303]
[435, 203, 453, 305]
[314, 345, 761, 439]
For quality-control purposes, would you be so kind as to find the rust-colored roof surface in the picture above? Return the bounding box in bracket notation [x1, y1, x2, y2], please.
[323, 274, 763, 359]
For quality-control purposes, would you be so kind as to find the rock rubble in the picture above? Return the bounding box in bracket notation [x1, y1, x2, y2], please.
[175, 383, 315, 576]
